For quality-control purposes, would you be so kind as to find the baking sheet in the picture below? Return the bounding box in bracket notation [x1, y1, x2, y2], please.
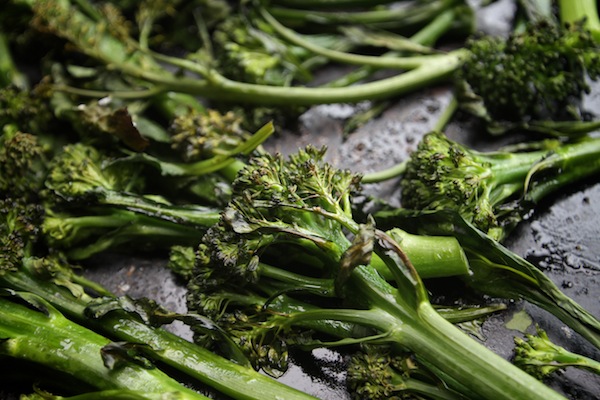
[2, 0, 600, 398]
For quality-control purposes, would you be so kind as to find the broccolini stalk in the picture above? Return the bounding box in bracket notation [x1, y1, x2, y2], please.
[0, 291, 210, 400]
[43, 209, 205, 260]
[400, 131, 600, 241]
[15, 0, 466, 106]
[374, 208, 600, 350]
[513, 326, 600, 379]
[188, 146, 565, 399]
[265, 0, 462, 31]
[558, 0, 600, 42]
[0, 198, 319, 400]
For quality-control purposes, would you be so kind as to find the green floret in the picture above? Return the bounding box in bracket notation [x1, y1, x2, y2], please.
[183, 146, 565, 400]
[513, 326, 600, 380]
[45, 143, 141, 201]
[0, 86, 55, 136]
[0, 197, 318, 400]
[457, 21, 600, 136]
[347, 345, 464, 400]
[0, 126, 49, 198]
[45, 142, 221, 226]
[170, 109, 248, 162]
[400, 131, 600, 241]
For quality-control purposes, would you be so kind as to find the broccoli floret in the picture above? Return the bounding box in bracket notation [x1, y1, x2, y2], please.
[400, 131, 600, 241]
[0, 126, 49, 199]
[347, 345, 464, 400]
[182, 146, 564, 399]
[513, 326, 600, 379]
[457, 21, 600, 135]
[0, 192, 317, 400]
[170, 109, 248, 162]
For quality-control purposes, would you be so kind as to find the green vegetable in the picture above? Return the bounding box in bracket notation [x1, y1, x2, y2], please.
[456, 19, 600, 136]
[400, 131, 600, 241]
[184, 146, 565, 399]
[0, 197, 319, 400]
[12, 0, 467, 106]
[347, 345, 465, 400]
[514, 326, 600, 379]
[374, 208, 600, 350]
[558, 0, 600, 42]
[0, 290, 210, 400]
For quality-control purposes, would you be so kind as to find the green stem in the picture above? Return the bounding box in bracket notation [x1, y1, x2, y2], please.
[260, 6, 448, 70]
[558, 0, 600, 41]
[66, 220, 204, 260]
[100, 191, 221, 226]
[0, 295, 208, 400]
[361, 160, 407, 183]
[267, 0, 459, 29]
[260, 263, 335, 295]
[326, 7, 465, 88]
[142, 50, 466, 105]
[351, 264, 565, 400]
[525, 137, 600, 203]
[269, 0, 398, 8]
[0, 269, 318, 400]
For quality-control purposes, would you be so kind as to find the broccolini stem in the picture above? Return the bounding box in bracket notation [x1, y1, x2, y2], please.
[0, 268, 319, 400]
[325, 7, 465, 88]
[259, 6, 453, 70]
[349, 263, 565, 400]
[558, 0, 600, 42]
[524, 137, 600, 203]
[259, 262, 335, 295]
[65, 221, 204, 260]
[267, 0, 459, 28]
[100, 192, 221, 226]
[269, 0, 398, 8]
[0, 294, 209, 400]
[144, 53, 466, 105]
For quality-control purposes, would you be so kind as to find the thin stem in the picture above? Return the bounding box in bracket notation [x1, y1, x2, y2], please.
[260, 6, 446, 70]
[361, 161, 407, 183]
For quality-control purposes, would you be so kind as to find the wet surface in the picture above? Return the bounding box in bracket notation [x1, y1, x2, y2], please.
[3, 1, 600, 399]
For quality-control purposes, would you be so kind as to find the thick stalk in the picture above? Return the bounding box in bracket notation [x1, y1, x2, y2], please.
[558, 0, 600, 41]
[0, 270, 317, 400]
[349, 264, 565, 400]
[0, 295, 208, 400]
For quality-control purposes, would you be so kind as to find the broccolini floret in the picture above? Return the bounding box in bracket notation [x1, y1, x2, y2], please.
[0, 195, 319, 400]
[347, 345, 465, 400]
[513, 326, 600, 380]
[400, 131, 600, 241]
[182, 146, 565, 400]
[456, 20, 600, 136]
